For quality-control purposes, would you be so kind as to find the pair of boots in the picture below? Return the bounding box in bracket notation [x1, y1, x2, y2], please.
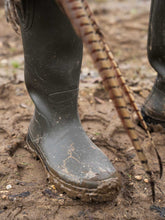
[11, 0, 165, 201]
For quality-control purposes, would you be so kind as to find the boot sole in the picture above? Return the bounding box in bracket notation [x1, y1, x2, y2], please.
[26, 134, 121, 202]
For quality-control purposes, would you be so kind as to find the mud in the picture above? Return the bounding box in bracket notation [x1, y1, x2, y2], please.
[0, 0, 165, 219]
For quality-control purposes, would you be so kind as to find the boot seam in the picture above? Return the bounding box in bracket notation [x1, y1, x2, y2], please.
[49, 88, 79, 97]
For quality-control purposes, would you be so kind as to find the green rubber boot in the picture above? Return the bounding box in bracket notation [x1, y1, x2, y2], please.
[142, 0, 165, 127]
[15, 0, 121, 202]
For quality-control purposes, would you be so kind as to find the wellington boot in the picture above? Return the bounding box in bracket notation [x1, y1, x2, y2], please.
[16, 0, 121, 202]
[142, 0, 165, 128]
[142, 76, 165, 127]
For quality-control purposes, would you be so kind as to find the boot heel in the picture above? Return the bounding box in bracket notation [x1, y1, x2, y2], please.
[26, 133, 50, 173]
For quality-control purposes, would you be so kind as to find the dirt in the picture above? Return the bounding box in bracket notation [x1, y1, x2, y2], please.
[0, 0, 165, 219]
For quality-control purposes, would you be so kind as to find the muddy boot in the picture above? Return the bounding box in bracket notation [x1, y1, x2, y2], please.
[142, 0, 165, 127]
[15, 0, 121, 202]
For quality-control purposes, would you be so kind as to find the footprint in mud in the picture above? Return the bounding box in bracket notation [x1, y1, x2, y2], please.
[81, 114, 109, 137]
[0, 127, 9, 144]
[12, 145, 47, 184]
[12, 114, 32, 136]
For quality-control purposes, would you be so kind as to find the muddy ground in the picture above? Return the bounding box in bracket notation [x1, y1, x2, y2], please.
[0, 0, 165, 219]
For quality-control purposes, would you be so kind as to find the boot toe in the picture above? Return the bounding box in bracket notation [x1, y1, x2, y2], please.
[53, 161, 121, 202]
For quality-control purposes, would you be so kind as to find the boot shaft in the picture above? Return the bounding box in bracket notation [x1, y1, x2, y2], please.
[16, 0, 83, 120]
[148, 0, 165, 77]
[17, 0, 83, 97]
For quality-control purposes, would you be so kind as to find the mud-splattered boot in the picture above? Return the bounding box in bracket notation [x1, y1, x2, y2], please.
[142, 0, 165, 128]
[15, 0, 121, 202]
